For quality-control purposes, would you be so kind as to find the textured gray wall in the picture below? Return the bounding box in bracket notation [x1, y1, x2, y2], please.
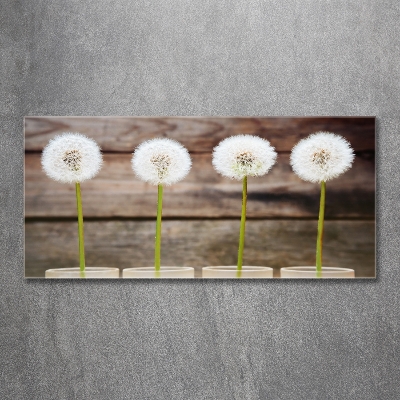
[1, 1, 398, 399]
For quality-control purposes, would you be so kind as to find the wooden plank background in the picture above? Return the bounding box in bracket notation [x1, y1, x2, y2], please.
[24, 116, 375, 278]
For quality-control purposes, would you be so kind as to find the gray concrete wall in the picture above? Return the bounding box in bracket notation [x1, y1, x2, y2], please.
[2, 1, 398, 398]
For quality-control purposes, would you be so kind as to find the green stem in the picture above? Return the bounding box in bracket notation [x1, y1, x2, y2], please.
[155, 184, 163, 272]
[316, 181, 326, 278]
[75, 182, 85, 276]
[237, 176, 247, 277]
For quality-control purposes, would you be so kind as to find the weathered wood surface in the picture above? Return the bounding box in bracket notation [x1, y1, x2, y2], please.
[25, 220, 375, 278]
[25, 153, 375, 218]
[25, 116, 375, 152]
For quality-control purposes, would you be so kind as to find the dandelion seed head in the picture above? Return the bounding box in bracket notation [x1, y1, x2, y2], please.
[212, 135, 277, 180]
[63, 149, 82, 172]
[290, 132, 355, 183]
[132, 138, 192, 185]
[41, 132, 103, 183]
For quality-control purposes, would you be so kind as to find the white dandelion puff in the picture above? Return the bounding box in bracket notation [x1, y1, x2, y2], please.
[41, 133, 103, 184]
[290, 132, 355, 183]
[212, 134, 277, 180]
[132, 138, 192, 185]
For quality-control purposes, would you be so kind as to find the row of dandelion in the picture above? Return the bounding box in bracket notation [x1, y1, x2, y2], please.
[41, 132, 354, 277]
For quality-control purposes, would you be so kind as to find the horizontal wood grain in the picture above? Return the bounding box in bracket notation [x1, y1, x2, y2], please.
[25, 116, 375, 152]
[25, 220, 375, 278]
[25, 152, 375, 218]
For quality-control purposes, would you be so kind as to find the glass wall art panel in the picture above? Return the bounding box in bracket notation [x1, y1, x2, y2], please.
[24, 116, 375, 279]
